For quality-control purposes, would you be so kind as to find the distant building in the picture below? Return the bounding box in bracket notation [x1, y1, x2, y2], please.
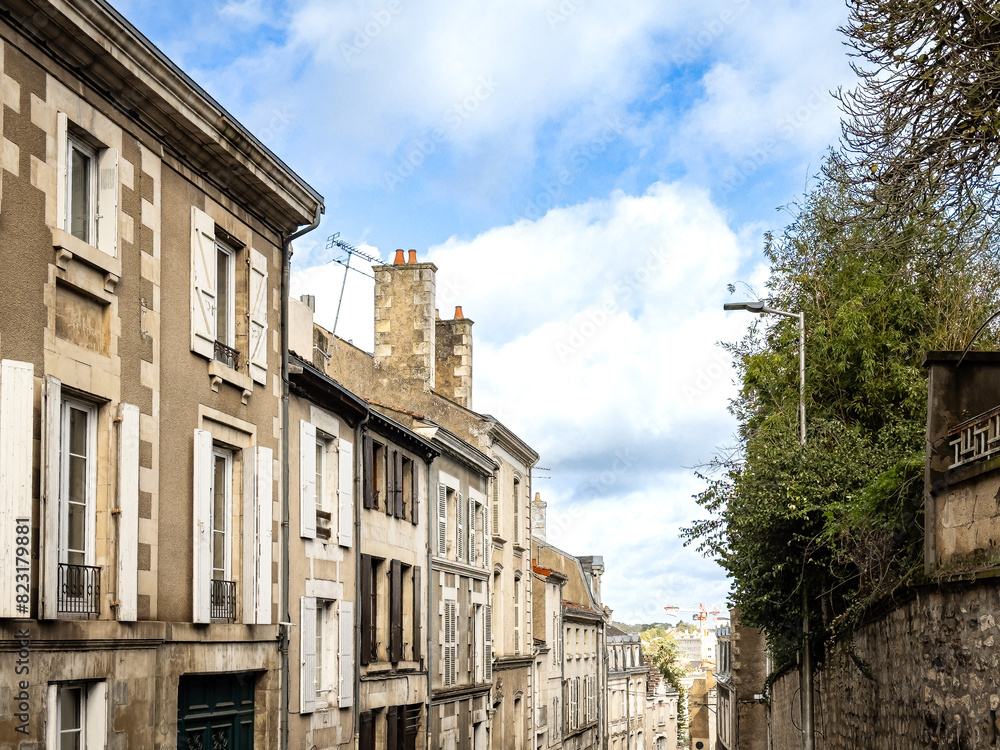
[533, 559, 570, 750]
[644, 657, 679, 750]
[715, 608, 768, 750]
[607, 625, 649, 750]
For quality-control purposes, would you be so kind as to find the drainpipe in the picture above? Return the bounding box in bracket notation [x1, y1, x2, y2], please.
[355, 414, 369, 748]
[280, 205, 322, 750]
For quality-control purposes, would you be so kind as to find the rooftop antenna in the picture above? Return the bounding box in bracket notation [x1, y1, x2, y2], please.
[325, 233, 382, 335]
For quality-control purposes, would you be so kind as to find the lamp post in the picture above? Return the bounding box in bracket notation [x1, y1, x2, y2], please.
[723, 301, 813, 750]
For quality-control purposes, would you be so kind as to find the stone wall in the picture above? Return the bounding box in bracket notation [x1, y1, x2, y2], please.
[769, 578, 1000, 750]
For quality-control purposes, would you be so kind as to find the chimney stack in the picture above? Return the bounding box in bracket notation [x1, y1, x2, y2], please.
[578, 556, 605, 604]
[374, 249, 437, 389]
[435, 305, 474, 408]
[531, 492, 547, 541]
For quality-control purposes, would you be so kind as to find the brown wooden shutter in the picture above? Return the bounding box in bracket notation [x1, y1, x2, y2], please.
[413, 566, 422, 661]
[410, 462, 418, 526]
[386, 449, 394, 516]
[394, 451, 404, 519]
[387, 705, 398, 750]
[390, 559, 403, 663]
[361, 554, 373, 665]
[360, 711, 374, 750]
[363, 435, 374, 510]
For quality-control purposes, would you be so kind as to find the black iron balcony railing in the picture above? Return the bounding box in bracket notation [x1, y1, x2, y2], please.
[214, 340, 240, 370]
[58, 562, 101, 615]
[210, 578, 237, 621]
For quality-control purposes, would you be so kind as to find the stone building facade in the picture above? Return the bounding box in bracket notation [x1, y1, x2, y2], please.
[606, 626, 648, 750]
[644, 663, 678, 750]
[714, 610, 767, 750]
[0, 0, 322, 747]
[532, 559, 568, 750]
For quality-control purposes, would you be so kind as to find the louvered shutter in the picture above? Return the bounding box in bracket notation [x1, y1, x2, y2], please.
[338, 600, 354, 707]
[385, 448, 394, 516]
[484, 604, 492, 682]
[190, 206, 216, 358]
[413, 566, 421, 661]
[437, 485, 447, 557]
[492, 475, 499, 537]
[468, 497, 476, 565]
[40, 376, 60, 620]
[300, 421, 316, 538]
[116, 403, 139, 622]
[0, 361, 34, 619]
[513, 579, 520, 654]
[444, 600, 457, 686]
[456, 492, 465, 560]
[301, 596, 317, 713]
[248, 248, 268, 384]
[410, 463, 418, 525]
[256, 446, 274, 624]
[96, 146, 118, 257]
[360, 555, 373, 665]
[393, 451, 403, 519]
[448, 600, 457, 685]
[362, 435, 374, 509]
[192, 429, 213, 624]
[338, 440, 353, 547]
[390, 559, 403, 663]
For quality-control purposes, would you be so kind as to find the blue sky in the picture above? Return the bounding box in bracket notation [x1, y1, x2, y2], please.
[114, 0, 854, 623]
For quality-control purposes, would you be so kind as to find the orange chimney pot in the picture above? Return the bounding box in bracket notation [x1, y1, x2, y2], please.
[408, 249, 417, 263]
[393, 249, 405, 264]
[454, 306, 464, 319]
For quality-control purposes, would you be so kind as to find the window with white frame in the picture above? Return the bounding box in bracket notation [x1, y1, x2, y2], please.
[58, 113, 118, 258]
[214, 239, 236, 365]
[302, 596, 353, 712]
[47, 681, 107, 750]
[59, 397, 97, 570]
[66, 135, 97, 245]
[210, 447, 233, 585]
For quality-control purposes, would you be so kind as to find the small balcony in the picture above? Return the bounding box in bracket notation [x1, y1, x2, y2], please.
[210, 579, 237, 621]
[214, 340, 240, 370]
[57, 563, 101, 616]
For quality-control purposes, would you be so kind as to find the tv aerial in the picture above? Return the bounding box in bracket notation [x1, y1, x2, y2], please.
[325, 233, 383, 335]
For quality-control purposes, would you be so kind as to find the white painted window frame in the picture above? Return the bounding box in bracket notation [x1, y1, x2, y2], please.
[214, 239, 236, 350]
[58, 396, 98, 568]
[65, 133, 97, 246]
[210, 446, 234, 583]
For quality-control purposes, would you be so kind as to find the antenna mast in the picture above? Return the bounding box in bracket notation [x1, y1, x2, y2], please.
[325, 233, 381, 335]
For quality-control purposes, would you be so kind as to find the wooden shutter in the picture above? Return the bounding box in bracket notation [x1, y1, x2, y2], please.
[484, 604, 492, 682]
[360, 554, 372, 665]
[116, 403, 140, 622]
[513, 579, 520, 654]
[0, 361, 33, 619]
[444, 600, 457, 686]
[190, 206, 217, 358]
[387, 705, 398, 750]
[437, 485, 447, 557]
[362, 435, 374, 510]
[256, 446, 274, 624]
[409, 462, 418, 526]
[492, 474, 499, 538]
[338, 440, 353, 547]
[242, 448, 258, 625]
[412, 566, 421, 662]
[385, 448, 394, 516]
[248, 248, 268, 384]
[338, 600, 354, 707]
[360, 712, 374, 750]
[389, 559, 403, 663]
[300, 596, 317, 713]
[40, 375, 60, 620]
[456, 492, 465, 560]
[468, 497, 476, 565]
[96, 146, 118, 257]
[394, 451, 403, 519]
[192, 429, 213, 624]
[300, 421, 316, 538]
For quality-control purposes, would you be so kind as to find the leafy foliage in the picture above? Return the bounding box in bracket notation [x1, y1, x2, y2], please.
[640, 628, 688, 744]
[683, 167, 1000, 665]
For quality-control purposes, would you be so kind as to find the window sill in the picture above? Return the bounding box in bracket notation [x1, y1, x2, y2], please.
[208, 360, 252, 403]
[52, 227, 121, 289]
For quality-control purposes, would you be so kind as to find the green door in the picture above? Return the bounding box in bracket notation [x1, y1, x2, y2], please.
[177, 672, 255, 750]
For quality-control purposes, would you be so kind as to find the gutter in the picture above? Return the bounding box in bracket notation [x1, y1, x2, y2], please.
[280, 204, 323, 750]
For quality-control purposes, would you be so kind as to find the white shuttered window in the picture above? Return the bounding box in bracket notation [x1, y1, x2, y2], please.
[0, 361, 34, 619]
[116, 403, 140, 622]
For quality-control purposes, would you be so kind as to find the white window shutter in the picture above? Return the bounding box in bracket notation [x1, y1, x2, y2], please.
[96, 147, 118, 257]
[437, 484, 447, 557]
[190, 206, 217, 358]
[301, 596, 317, 713]
[248, 248, 268, 384]
[484, 604, 493, 682]
[192, 429, 213, 624]
[468, 498, 476, 565]
[492, 476, 499, 538]
[242, 448, 258, 625]
[456, 492, 464, 560]
[256, 446, 273, 624]
[116, 403, 139, 622]
[300, 420, 316, 538]
[337, 440, 353, 547]
[338, 600, 354, 707]
[0, 361, 34, 619]
[41, 375, 61, 620]
[56, 113, 68, 229]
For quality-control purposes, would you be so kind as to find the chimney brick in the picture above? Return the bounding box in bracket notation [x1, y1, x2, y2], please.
[373, 260, 438, 390]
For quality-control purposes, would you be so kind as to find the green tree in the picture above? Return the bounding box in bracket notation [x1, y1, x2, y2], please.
[683, 165, 1000, 668]
[640, 628, 688, 745]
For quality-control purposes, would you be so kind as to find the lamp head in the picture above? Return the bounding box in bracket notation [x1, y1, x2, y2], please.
[723, 301, 766, 313]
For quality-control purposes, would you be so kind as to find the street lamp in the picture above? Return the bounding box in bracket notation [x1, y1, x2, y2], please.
[724, 301, 813, 750]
